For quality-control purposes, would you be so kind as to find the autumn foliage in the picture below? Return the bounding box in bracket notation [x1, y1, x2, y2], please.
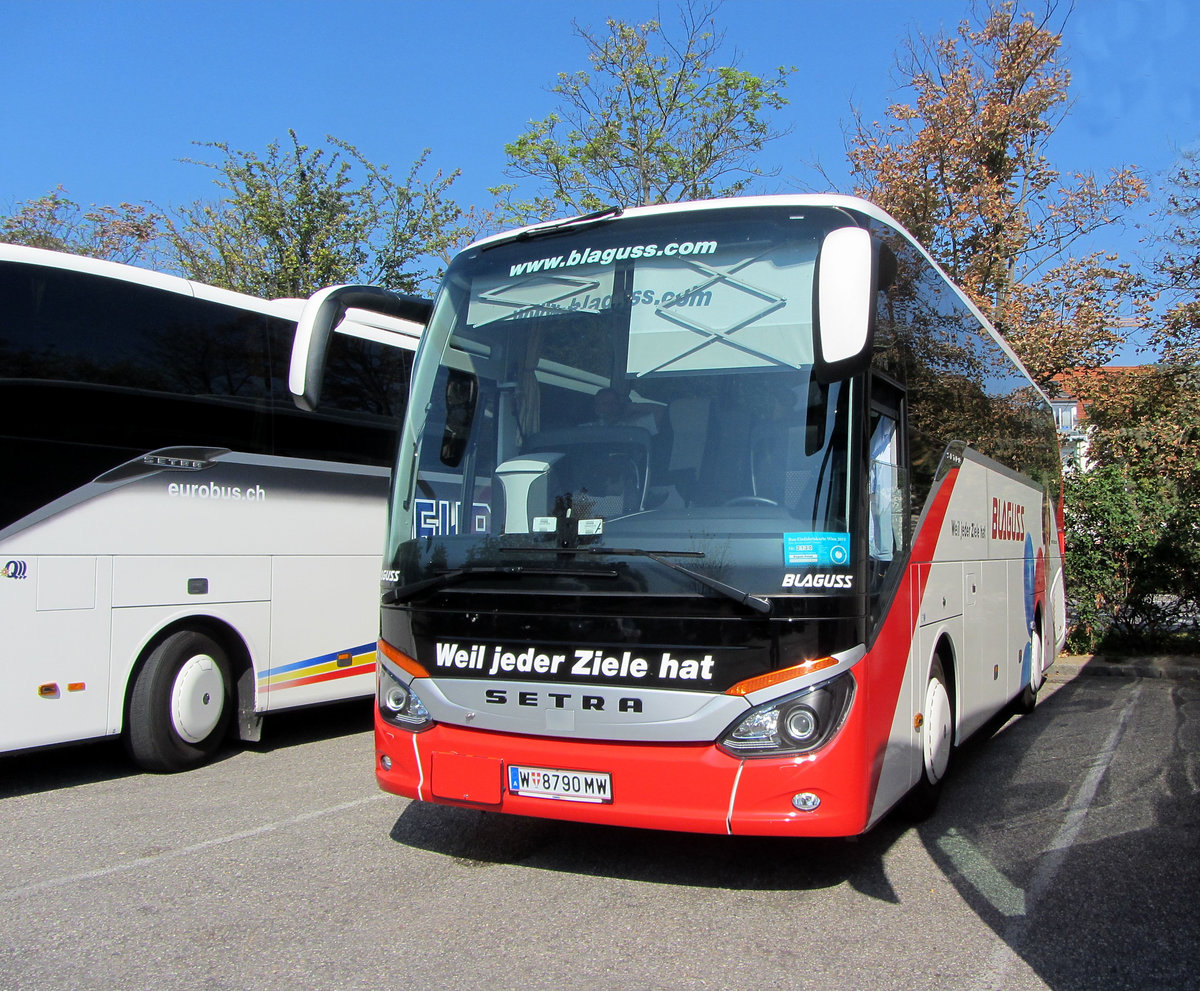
[844, 2, 1147, 385]
[0, 185, 160, 264]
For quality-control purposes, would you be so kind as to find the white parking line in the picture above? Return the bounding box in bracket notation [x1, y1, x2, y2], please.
[936, 828, 1027, 917]
[979, 682, 1144, 986]
[0, 793, 389, 903]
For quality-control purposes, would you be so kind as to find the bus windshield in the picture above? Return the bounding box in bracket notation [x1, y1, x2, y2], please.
[388, 205, 860, 603]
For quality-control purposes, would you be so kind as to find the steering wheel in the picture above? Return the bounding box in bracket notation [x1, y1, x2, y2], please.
[724, 496, 779, 507]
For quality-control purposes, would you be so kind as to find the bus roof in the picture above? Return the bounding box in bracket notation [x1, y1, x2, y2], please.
[0, 242, 304, 322]
[466, 194, 899, 251]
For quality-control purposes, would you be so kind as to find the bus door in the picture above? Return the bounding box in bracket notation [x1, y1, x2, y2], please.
[865, 374, 923, 812]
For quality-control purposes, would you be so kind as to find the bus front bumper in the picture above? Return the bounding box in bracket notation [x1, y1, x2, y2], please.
[375, 711, 872, 837]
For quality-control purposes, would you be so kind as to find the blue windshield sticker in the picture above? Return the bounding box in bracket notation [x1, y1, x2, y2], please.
[784, 532, 851, 567]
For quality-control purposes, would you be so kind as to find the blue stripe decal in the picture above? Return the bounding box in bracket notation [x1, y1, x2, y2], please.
[258, 642, 376, 679]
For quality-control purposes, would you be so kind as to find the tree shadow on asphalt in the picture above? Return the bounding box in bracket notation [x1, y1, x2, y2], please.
[389, 672, 1200, 989]
[915, 674, 1200, 991]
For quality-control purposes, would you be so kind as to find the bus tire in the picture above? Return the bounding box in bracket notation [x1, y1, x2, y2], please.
[1015, 621, 1044, 715]
[126, 629, 233, 772]
[904, 656, 953, 820]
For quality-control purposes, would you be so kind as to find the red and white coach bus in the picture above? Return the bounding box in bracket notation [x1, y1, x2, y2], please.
[293, 195, 1067, 835]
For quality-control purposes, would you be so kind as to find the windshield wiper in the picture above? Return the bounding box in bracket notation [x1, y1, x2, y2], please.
[480, 205, 625, 252]
[382, 564, 620, 604]
[505, 545, 773, 615]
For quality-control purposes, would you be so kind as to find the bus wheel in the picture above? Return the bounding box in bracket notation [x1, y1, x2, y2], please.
[904, 657, 953, 820]
[1015, 623, 1044, 715]
[126, 630, 233, 772]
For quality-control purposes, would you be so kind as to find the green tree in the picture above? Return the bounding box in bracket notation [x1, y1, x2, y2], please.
[498, 1, 793, 222]
[842, 1, 1200, 653]
[1068, 151, 1200, 651]
[160, 131, 469, 299]
[1, 185, 160, 263]
[1151, 146, 1200, 368]
[1040, 142, 1200, 653]
[843, 1, 1147, 384]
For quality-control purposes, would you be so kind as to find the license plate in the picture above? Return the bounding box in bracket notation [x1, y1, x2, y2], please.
[507, 764, 612, 804]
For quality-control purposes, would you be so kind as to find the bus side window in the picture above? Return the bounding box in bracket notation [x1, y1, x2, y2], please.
[869, 411, 900, 565]
[868, 377, 909, 605]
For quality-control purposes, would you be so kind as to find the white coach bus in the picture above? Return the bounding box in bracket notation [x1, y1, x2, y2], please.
[0, 244, 427, 770]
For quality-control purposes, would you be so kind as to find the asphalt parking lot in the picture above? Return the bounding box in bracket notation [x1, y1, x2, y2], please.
[2, 662, 1197, 991]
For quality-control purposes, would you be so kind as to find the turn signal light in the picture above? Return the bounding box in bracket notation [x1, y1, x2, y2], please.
[725, 655, 838, 696]
[39, 682, 87, 697]
[378, 639, 431, 678]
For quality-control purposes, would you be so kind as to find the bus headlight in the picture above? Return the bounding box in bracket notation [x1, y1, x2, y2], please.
[718, 672, 854, 757]
[378, 663, 433, 731]
[783, 705, 819, 744]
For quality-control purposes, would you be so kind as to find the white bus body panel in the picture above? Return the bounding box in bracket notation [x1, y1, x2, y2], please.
[868, 451, 1054, 825]
[0, 451, 387, 755]
[1, 556, 113, 751]
[264, 554, 380, 709]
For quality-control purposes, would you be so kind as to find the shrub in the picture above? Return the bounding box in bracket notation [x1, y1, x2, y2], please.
[1064, 463, 1200, 653]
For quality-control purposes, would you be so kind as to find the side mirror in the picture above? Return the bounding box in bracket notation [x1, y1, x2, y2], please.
[289, 285, 432, 411]
[814, 227, 875, 382]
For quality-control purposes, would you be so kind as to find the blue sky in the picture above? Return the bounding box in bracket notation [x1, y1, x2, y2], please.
[3, 0, 1197, 277]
